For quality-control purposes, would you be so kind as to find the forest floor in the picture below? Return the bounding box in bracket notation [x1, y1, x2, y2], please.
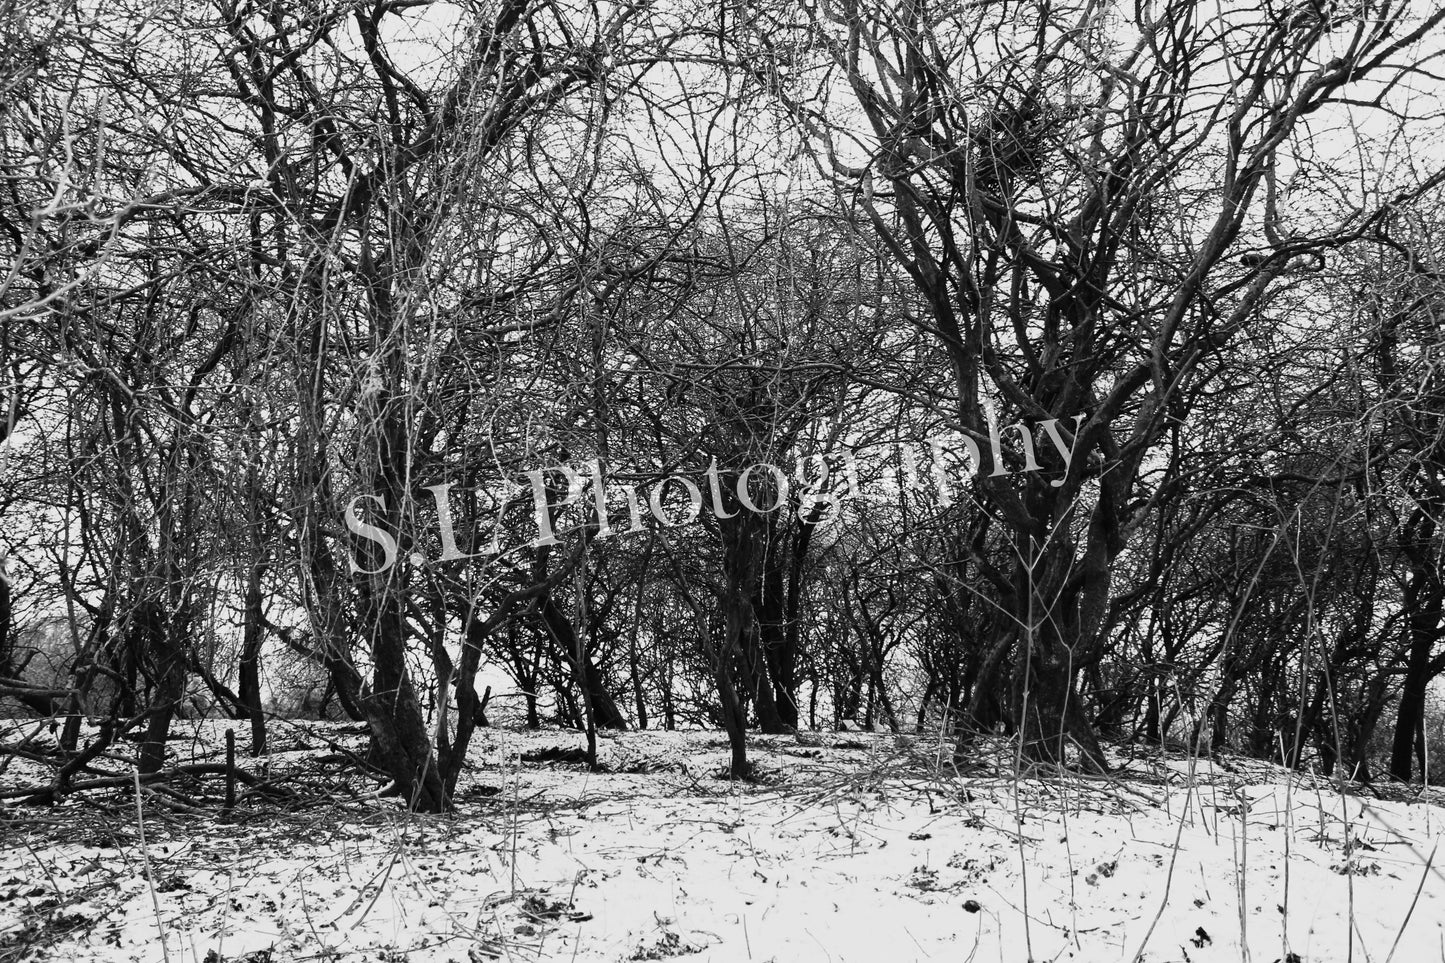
[2, 722, 1444, 963]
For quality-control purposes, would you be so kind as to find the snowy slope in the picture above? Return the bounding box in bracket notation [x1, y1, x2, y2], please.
[2, 725, 1442, 963]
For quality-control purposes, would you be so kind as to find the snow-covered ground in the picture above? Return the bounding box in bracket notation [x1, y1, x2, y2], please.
[3, 723, 1444, 962]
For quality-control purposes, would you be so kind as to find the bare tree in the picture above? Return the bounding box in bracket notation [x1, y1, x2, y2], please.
[748, 0, 1445, 767]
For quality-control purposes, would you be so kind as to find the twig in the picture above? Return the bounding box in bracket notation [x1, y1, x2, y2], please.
[1383, 839, 1438, 963]
[132, 766, 173, 963]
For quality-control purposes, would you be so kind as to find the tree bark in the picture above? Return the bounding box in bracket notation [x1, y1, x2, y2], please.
[1391, 529, 1442, 781]
[238, 563, 267, 756]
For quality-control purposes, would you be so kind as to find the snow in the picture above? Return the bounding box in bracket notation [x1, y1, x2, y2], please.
[4, 724, 1445, 962]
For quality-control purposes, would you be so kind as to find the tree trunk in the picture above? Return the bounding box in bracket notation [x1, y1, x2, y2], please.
[0, 564, 11, 679]
[238, 564, 267, 755]
[1391, 553, 1442, 781]
[361, 595, 447, 811]
[757, 526, 806, 730]
[628, 617, 649, 730]
[536, 595, 628, 729]
[746, 626, 788, 734]
[718, 593, 752, 778]
[438, 617, 487, 795]
[137, 606, 187, 776]
[915, 679, 935, 734]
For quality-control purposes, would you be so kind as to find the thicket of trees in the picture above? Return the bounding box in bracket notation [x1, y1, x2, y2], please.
[3, 0, 1445, 810]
